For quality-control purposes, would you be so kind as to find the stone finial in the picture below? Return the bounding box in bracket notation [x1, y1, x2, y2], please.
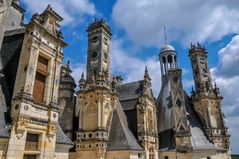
[144, 66, 150, 81]
[213, 81, 220, 96]
[79, 72, 86, 90]
[67, 60, 70, 67]
[142, 66, 153, 97]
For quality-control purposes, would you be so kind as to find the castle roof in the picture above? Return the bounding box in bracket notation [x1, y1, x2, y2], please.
[0, 75, 10, 138]
[107, 100, 143, 151]
[117, 80, 143, 102]
[56, 124, 74, 145]
[160, 44, 176, 54]
[184, 93, 216, 150]
[60, 74, 76, 85]
[156, 76, 216, 150]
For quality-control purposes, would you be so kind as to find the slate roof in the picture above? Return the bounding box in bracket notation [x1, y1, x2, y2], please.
[157, 77, 174, 133]
[107, 100, 143, 151]
[116, 81, 144, 140]
[0, 74, 10, 138]
[184, 93, 216, 150]
[156, 75, 216, 150]
[116, 80, 143, 110]
[119, 99, 138, 110]
[4, 28, 25, 36]
[56, 124, 74, 145]
[117, 80, 143, 101]
[60, 74, 76, 85]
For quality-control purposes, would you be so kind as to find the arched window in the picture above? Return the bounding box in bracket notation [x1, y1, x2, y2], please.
[174, 56, 177, 67]
[162, 56, 167, 73]
[167, 55, 173, 68]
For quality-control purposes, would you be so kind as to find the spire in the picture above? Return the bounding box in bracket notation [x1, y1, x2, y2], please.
[164, 26, 168, 45]
[144, 66, 151, 81]
[144, 65, 149, 78]
[79, 72, 86, 90]
[213, 81, 220, 96]
[66, 60, 70, 70]
[67, 60, 70, 66]
[142, 66, 153, 97]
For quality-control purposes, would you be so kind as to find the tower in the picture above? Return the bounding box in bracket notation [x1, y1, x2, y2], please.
[157, 44, 192, 156]
[189, 43, 230, 151]
[76, 19, 117, 159]
[7, 5, 67, 158]
[58, 61, 76, 140]
[137, 67, 158, 159]
[86, 18, 111, 82]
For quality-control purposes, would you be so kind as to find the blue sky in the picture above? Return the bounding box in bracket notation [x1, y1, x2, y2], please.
[21, 0, 239, 154]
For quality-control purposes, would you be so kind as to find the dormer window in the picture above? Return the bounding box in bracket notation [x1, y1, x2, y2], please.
[33, 55, 48, 103]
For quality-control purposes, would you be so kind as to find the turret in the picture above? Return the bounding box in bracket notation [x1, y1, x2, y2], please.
[86, 18, 111, 83]
[189, 42, 213, 96]
[159, 44, 178, 76]
[137, 67, 158, 159]
[157, 43, 192, 152]
[58, 61, 76, 139]
[189, 42, 230, 151]
[76, 19, 118, 159]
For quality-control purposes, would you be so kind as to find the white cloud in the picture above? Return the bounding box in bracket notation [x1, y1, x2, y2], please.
[71, 38, 162, 96]
[211, 35, 239, 154]
[112, 0, 239, 47]
[111, 38, 162, 96]
[22, 0, 96, 25]
[214, 35, 239, 77]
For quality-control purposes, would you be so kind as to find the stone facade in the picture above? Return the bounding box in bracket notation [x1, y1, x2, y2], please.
[136, 67, 158, 159]
[0, 1, 232, 159]
[189, 43, 230, 151]
[7, 4, 67, 159]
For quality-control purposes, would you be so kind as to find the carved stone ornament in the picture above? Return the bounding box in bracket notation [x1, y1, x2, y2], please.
[15, 119, 27, 139]
[47, 123, 57, 141]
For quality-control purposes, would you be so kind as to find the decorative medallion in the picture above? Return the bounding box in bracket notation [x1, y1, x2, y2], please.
[24, 105, 28, 111]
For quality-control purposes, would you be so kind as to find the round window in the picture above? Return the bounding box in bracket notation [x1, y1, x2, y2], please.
[92, 52, 97, 59]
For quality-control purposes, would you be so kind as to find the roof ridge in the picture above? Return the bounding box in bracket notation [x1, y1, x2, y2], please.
[120, 80, 144, 87]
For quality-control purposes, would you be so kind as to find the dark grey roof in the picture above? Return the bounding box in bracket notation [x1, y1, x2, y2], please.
[156, 74, 216, 150]
[0, 31, 24, 100]
[117, 80, 143, 101]
[56, 124, 74, 145]
[60, 74, 76, 85]
[0, 74, 10, 138]
[107, 100, 143, 151]
[157, 77, 176, 149]
[4, 28, 25, 36]
[157, 77, 174, 132]
[184, 93, 216, 150]
[120, 99, 138, 110]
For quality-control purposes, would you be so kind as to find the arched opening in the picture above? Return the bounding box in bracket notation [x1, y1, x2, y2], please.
[174, 56, 177, 68]
[162, 56, 166, 74]
[167, 55, 173, 68]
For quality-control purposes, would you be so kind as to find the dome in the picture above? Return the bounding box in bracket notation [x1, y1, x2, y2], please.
[61, 74, 76, 85]
[160, 44, 176, 54]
